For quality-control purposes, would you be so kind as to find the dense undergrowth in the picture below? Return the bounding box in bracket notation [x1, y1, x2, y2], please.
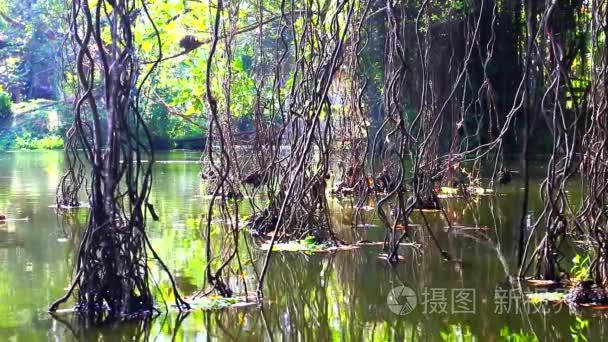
[0, 97, 67, 150]
[0, 93, 208, 151]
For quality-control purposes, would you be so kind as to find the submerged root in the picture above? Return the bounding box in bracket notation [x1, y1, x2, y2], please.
[565, 280, 608, 307]
[50, 218, 191, 323]
[497, 168, 512, 185]
[249, 208, 279, 238]
[249, 206, 335, 245]
[413, 196, 441, 210]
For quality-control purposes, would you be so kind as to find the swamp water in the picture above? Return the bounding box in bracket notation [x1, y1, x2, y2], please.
[0, 150, 605, 341]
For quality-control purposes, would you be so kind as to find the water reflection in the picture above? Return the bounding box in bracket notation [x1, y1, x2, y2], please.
[0, 151, 605, 341]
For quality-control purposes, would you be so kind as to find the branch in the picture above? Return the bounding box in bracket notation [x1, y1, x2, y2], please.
[15, 101, 65, 115]
[0, 11, 25, 29]
[143, 10, 305, 64]
[151, 91, 206, 129]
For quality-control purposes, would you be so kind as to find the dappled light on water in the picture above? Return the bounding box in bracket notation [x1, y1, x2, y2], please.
[0, 151, 604, 340]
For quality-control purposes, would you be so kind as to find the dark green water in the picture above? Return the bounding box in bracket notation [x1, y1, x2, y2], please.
[0, 150, 605, 341]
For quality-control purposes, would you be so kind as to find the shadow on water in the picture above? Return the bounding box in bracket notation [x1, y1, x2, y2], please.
[0, 151, 607, 341]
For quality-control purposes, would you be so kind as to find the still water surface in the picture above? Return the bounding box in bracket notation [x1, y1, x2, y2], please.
[0, 150, 605, 341]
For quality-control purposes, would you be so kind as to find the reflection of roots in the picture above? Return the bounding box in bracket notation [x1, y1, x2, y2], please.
[413, 196, 441, 210]
[57, 196, 82, 209]
[50, 309, 155, 339]
[249, 208, 278, 238]
[526, 218, 567, 282]
[75, 222, 155, 322]
[565, 280, 608, 307]
[51, 217, 189, 323]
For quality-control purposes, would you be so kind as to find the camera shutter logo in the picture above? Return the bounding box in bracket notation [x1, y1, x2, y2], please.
[387, 286, 417, 315]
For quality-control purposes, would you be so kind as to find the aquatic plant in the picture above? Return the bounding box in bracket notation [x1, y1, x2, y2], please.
[499, 326, 539, 342]
[570, 317, 590, 342]
[571, 254, 591, 282]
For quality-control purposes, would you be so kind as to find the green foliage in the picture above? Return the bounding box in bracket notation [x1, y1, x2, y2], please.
[0, 86, 11, 120]
[0, 99, 68, 151]
[189, 296, 239, 310]
[570, 317, 590, 342]
[571, 253, 591, 281]
[499, 326, 539, 342]
[261, 235, 328, 253]
[0, 0, 64, 99]
[300, 235, 324, 249]
[14, 132, 63, 150]
[440, 324, 477, 341]
[0, 133, 14, 150]
[145, 98, 205, 144]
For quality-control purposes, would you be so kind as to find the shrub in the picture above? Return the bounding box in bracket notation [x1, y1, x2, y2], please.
[33, 134, 64, 149]
[0, 87, 12, 121]
[13, 132, 64, 150]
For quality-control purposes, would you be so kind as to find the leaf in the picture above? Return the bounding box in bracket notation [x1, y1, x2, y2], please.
[141, 39, 153, 53]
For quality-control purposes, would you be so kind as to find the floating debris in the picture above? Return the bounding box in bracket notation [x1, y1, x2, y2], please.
[437, 186, 494, 198]
[417, 208, 441, 212]
[526, 279, 558, 287]
[356, 223, 378, 228]
[48, 203, 90, 210]
[183, 291, 259, 311]
[259, 241, 360, 253]
[527, 291, 565, 304]
[257, 235, 412, 253]
[187, 294, 257, 310]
